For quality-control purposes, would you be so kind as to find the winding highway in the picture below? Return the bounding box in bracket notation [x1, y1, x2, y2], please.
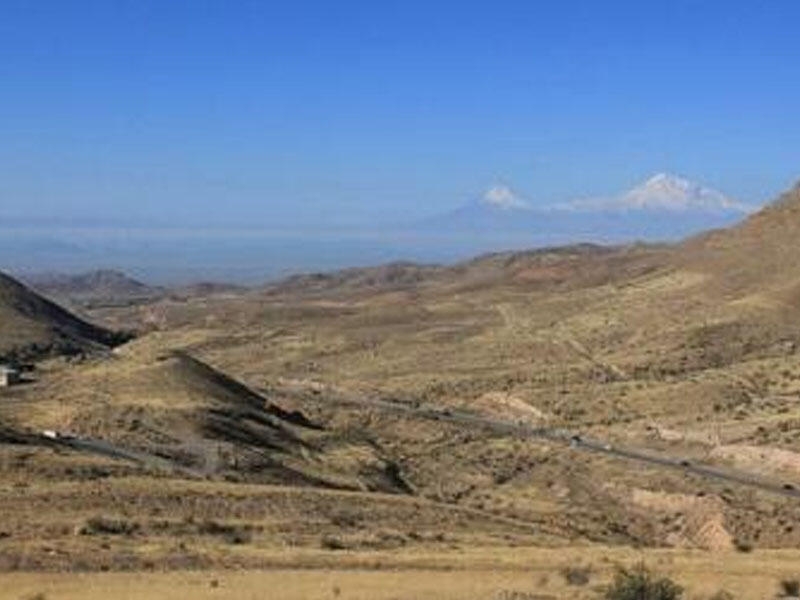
[291, 389, 800, 501]
[8, 385, 800, 501]
[1, 428, 201, 476]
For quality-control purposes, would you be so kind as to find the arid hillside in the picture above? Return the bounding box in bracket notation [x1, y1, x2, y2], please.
[0, 271, 120, 362]
[3, 184, 800, 596]
[678, 182, 800, 305]
[7, 340, 412, 493]
[75, 183, 800, 543]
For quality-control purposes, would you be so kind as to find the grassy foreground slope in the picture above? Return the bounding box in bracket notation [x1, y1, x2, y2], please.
[5, 548, 800, 600]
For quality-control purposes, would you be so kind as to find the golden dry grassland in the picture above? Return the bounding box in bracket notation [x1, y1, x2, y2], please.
[3, 547, 800, 600]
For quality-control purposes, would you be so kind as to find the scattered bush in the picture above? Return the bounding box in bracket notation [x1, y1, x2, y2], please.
[708, 590, 734, 600]
[560, 564, 592, 586]
[197, 520, 252, 545]
[330, 512, 359, 528]
[226, 529, 252, 545]
[604, 564, 683, 600]
[780, 579, 800, 598]
[321, 535, 347, 550]
[80, 516, 139, 536]
[733, 538, 754, 553]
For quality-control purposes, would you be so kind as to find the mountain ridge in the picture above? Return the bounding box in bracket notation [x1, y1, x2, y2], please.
[20, 269, 159, 299]
[418, 173, 751, 241]
[565, 173, 753, 214]
[0, 270, 120, 362]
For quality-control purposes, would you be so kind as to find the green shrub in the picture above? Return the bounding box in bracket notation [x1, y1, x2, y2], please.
[604, 564, 683, 600]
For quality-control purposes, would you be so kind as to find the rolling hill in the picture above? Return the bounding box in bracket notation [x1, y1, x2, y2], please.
[10, 339, 411, 493]
[0, 270, 120, 362]
[679, 181, 800, 297]
[19, 269, 163, 308]
[4, 181, 800, 593]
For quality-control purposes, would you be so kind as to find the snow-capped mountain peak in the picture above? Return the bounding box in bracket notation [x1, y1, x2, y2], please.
[418, 173, 757, 242]
[618, 173, 750, 213]
[480, 184, 530, 210]
[563, 173, 754, 214]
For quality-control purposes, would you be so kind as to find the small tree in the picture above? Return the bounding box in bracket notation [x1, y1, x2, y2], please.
[605, 564, 683, 600]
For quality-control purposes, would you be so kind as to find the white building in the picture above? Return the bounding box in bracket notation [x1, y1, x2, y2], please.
[0, 366, 20, 387]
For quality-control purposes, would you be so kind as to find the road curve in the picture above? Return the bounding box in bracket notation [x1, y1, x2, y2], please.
[291, 390, 800, 501]
[4, 429, 201, 476]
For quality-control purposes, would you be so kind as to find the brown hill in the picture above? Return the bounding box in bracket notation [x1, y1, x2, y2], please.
[261, 245, 666, 300]
[0, 270, 120, 362]
[20, 269, 162, 308]
[678, 181, 800, 302]
[262, 261, 444, 298]
[12, 341, 411, 493]
[8, 186, 800, 579]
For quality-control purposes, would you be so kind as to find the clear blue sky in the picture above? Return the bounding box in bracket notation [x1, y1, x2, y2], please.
[2, 0, 800, 228]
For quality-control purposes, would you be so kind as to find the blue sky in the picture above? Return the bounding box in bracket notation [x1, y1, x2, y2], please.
[2, 0, 800, 229]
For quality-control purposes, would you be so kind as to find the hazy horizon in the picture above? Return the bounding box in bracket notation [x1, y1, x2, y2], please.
[3, 1, 800, 281]
[0, 170, 775, 284]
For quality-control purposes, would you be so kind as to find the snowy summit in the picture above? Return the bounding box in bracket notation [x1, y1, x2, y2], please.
[480, 184, 530, 210]
[419, 171, 756, 242]
[564, 173, 754, 214]
[618, 173, 751, 213]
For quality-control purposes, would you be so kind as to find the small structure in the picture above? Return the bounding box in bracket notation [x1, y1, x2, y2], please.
[0, 365, 20, 387]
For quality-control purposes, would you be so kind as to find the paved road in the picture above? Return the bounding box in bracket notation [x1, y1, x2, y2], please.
[3, 428, 200, 476]
[63, 436, 207, 477]
[8, 386, 799, 501]
[292, 390, 800, 501]
[62, 438, 167, 468]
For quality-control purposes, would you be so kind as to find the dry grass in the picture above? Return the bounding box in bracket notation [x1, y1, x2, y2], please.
[2, 547, 800, 599]
[6, 191, 800, 589]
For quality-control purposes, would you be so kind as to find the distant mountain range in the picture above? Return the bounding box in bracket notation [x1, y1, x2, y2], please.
[1, 173, 760, 283]
[420, 173, 755, 241]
